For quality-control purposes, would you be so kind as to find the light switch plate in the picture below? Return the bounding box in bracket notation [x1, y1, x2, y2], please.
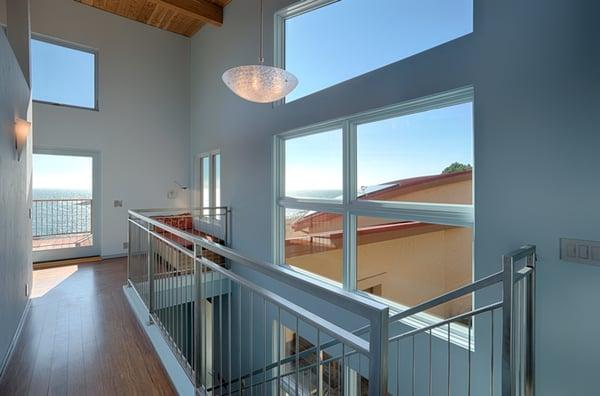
[560, 238, 600, 267]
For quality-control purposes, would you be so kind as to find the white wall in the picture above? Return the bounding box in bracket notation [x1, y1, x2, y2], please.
[189, 0, 600, 393]
[1, 0, 192, 257]
[0, 0, 32, 372]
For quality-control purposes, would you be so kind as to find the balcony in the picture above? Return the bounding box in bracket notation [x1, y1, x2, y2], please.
[32, 199, 93, 251]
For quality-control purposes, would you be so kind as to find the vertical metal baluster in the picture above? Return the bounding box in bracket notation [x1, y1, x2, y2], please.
[327, 361, 331, 396]
[202, 261, 207, 390]
[228, 278, 232, 395]
[341, 345, 345, 396]
[317, 329, 322, 396]
[295, 316, 299, 396]
[210, 261, 215, 393]
[521, 280, 526, 394]
[171, 244, 175, 346]
[263, 299, 267, 394]
[238, 284, 242, 395]
[412, 336, 416, 396]
[250, 291, 254, 396]
[277, 307, 281, 396]
[491, 310, 495, 396]
[148, 229, 154, 322]
[468, 322, 472, 396]
[397, 340, 400, 396]
[219, 269, 223, 395]
[358, 349, 362, 395]
[188, 254, 191, 371]
[176, 249, 180, 354]
[429, 330, 433, 396]
[448, 323, 451, 396]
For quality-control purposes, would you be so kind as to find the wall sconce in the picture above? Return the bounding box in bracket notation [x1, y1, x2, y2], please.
[14, 118, 31, 161]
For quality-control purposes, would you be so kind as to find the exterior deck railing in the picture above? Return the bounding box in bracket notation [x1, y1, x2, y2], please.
[127, 207, 535, 395]
[32, 198, 92, 237]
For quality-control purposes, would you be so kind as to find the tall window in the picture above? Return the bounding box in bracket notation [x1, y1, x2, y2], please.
[275, 0, 473, 102]
[196, 151, 221, 210]
[275, 88, 474, 320]
[31, 37, 97, 109]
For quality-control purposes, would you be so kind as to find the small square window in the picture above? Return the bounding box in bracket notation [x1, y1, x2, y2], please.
[31, 37, 97, 109]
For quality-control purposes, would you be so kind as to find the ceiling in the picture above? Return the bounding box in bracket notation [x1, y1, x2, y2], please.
[74, 0, 232, 37]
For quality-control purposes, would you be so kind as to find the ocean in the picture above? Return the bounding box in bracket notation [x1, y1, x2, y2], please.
[32, 189, 92, 237]
[285, 190, 342, 219]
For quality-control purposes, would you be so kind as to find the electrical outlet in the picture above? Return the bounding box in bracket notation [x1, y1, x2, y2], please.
[123, 242, 129, 250]
[114, 200, 123, 207]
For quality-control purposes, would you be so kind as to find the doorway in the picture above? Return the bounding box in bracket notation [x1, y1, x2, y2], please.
[32, 149, 101, 263]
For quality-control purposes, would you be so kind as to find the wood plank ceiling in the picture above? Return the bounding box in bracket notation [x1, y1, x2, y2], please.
[74, 0, 232, 37]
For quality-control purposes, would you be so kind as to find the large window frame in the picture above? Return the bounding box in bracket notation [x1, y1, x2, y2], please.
[274, 0, 473, 104]
[31, 33, 99, 111]
[273, 87, 474, 340]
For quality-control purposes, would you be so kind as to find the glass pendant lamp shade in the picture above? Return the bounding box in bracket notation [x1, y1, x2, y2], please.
[222, 65, 298, 103]
[221, 0, 298, 103]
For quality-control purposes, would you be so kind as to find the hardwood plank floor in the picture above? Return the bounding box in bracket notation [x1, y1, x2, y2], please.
[0, 257, 176, 395]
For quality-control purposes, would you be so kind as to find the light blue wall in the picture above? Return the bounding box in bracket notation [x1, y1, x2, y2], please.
[190, 0, 600, 394]
[0, 0, 32, 372]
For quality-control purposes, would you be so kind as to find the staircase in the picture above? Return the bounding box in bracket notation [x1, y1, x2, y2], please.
[126, 208, 535, 395]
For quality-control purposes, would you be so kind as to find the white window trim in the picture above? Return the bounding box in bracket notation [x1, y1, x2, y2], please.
[193, 150, 221, 210]
[272, 86, 475, 348]
[31, 33, 99, 111]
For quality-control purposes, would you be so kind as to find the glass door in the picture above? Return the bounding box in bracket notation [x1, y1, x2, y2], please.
[32, 150, 100, 263]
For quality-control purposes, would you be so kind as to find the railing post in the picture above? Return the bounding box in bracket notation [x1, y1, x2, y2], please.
[368, 307, 389, 396]
[126, 217, 131, 287]
[147, 224, 154, 325]
[501, 253, 515, 396]
[525, 252, 536, 396]
[193, 243, 204, 390]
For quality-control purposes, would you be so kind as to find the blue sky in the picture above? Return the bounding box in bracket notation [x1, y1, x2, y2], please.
[33, 154, 93, 191]
[30, 39, 95, 191]
[286, 0, 473, 101]
[284, 0, 473, 193]
[31, 38, 95, 108]
[286, 102, 473, 193]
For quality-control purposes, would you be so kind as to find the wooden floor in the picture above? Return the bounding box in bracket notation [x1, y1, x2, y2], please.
[0, 257, 176, 395]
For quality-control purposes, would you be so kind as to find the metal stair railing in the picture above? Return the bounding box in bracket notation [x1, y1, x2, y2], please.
[127, 208, 389, 395]
[128, 207, 534, 396]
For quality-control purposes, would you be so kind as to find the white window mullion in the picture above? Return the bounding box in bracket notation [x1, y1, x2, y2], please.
[348, 200, 474, 228]
[273, 136, 286, 264]
[343, 119, 357, 290]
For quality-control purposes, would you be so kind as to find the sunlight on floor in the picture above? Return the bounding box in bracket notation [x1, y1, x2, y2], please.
[32, 265, 79, 298]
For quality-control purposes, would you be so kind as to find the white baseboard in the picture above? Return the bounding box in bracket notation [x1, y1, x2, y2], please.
[0, 298, 31, 381]
[123, 285, 195, 396]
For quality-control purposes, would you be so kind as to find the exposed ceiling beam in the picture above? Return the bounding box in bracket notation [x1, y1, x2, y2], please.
[158, 0, 223, 26]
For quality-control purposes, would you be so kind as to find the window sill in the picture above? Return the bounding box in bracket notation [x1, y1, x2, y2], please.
[285, 264, 474, 351]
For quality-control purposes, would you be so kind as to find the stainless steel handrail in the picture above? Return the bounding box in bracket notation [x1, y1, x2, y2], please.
[128, 207, 535, 396]
[128, 208, 390, 395]
[129, 208, 388, 319]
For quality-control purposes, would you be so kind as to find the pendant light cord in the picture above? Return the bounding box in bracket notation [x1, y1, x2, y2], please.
[259, 0, 264, 64]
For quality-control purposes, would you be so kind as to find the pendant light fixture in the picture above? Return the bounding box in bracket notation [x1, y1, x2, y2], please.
[222, 0, 298, 103]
